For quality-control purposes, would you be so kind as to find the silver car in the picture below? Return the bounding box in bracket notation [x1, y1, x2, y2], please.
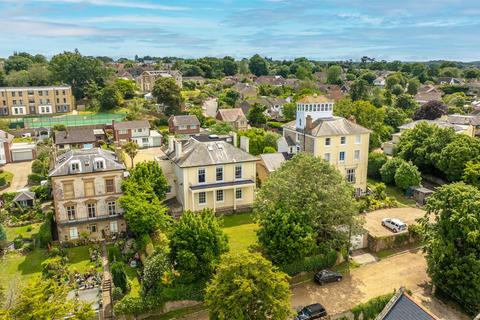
[381, 218, 407, 233]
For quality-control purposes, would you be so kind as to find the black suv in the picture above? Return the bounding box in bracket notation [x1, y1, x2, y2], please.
[314, 269, 342, 285]
[294, 303, 327, 320]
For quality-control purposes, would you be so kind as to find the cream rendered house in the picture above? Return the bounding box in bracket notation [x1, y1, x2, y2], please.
[282, 95, 371, 194]
[49, 148, 127, 242]
[158, 135, 258, 214]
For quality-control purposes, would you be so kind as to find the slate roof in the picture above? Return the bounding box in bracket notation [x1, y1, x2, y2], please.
[378, 291, 437, 320]
[55, 128, 102, 145]
[259, 152, 290, 172]
[283, 117, 371, 137]
[166, 138, 258, 168]
[169, 115, 200, 127]
[217, 108, 247, 122]
[113, 120, 150, 131]
[49, 148, 125, 177]
[13, 190, 36, 202]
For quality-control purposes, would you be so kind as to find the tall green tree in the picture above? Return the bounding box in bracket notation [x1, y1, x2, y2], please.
[249, 54, 269, 76]
[247, 103, 267, 127]
[255, 153, 360, 253]
[49, 50, 111, 99]
[436, 134, 480, 181]
[170, 209, 228, 281]
[326, 65, 342, 84]
[394, 161, 421, 190]
[7, 277, 94, 320]
[152, 77, 183, 115]
[420, 183, 480, 314]
[98, 83, 123, 110]
[222, 56, 238, 76]
[142, 249, 175, 294]
[349, 79, 370, 101]
[205, 252, 291, 320]
[122, 140, 139, 169]
[125, 161, 169, 200]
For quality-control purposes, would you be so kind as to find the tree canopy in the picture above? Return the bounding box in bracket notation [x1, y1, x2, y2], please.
[152, 77, 183, 115]
[205, 252, 291, 320]
[255, 153, 360, 260]
[420, 183, 480, 314]
[169, 209, 228, 281]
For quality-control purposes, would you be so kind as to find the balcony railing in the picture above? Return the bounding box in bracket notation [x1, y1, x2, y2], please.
[58, 213, 123, 226]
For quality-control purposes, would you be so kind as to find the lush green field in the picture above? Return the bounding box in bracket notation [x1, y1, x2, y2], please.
[0, 249, 47, 286]
[125, 265, 141, 297]
[66, 246, 101, 273]
[222, 212, 258, 252]
[367, 178, 417, 207]
[6, 223, 41, 241]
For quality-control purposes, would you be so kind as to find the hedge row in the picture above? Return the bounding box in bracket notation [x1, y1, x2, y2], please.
[279, 249, 337, 276]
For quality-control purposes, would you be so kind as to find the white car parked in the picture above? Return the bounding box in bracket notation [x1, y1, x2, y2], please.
[381, 218, 407, 233]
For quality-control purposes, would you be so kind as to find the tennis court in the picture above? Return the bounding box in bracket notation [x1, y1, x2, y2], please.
[9, 113, 126, 128]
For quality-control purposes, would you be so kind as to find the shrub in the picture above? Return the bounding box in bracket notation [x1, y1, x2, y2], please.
[394, 162, 421, 190]
[41, 256, 68, 279]
[368, 152, 388, 179]
[108, 245, 122, 263]
[30, 185, 51, 201]
[36, 213, 53, 248]
[111, 261, 128, 293]
[279, 249, 337, 276]
[267, 121, 283, 129]
[0, 176, 6, 187]
[28, 173, 44, 185]
[351, 292, 395, 320]
[380, 158, 406, 185]
[111, 287, 124, 301]
[13, 236, 23, 249]
[31, 160, 45, 175]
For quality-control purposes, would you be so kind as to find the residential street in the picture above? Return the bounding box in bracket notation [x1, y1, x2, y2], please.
[182, 250, 467, 320]
[1, 161, 33, 193]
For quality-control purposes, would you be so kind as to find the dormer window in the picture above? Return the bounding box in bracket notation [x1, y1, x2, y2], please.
[70, 161, 81, 172]
[94, 158, 105, 170]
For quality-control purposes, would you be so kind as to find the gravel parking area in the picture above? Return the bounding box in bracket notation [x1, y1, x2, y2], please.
[363, 207, 426, 237]
[1, 161, 33, 193]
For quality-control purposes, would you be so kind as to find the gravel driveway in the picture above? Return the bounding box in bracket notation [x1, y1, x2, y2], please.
[1, 160, 33, 193]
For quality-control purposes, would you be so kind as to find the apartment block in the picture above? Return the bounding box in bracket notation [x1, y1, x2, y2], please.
[0, 86, 73, 116]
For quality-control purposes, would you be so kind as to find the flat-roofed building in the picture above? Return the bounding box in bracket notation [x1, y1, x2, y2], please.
[0, 86, 73, 116]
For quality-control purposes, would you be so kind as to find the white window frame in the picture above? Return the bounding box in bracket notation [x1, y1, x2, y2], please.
[69, 227, 78, 239]
[87, 203, 96, 218]
[70, 160, 81, 172]
[235, 164, 242, 180]
[216, 166, 224, 182]
[108, 201, 116, 216]
[346, 168, 356, 184]
[339, 151, 346, 163]
[94, 158, 105, 170]
[66, 205, 76, 220]
[325, 137, 331, 146]
[89, 224, 97, 233]
[198, 168, 206, 184]
[340, 136, 346, 145]
[324, 153, 330, 162]
[198, 192, 207, 205]
[216, 189, 224, 203]
[355, 135, 361, 144]
[235, 188, 243, 200]
[354, 150, 360, 161]
[110, 221, 118, 233]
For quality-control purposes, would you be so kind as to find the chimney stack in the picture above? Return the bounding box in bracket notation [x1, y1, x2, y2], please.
[305, 115, 313, 133]
[348, 115, 357, 123]
[230, 131, 238, 147]
[175, 140, 183, 158]
[240, 136, 249, 153]
[168, 135, 174, 152]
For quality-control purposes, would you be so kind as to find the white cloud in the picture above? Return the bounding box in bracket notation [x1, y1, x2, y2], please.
[12, 0, 188, 11]
[84, 14, 216, 27]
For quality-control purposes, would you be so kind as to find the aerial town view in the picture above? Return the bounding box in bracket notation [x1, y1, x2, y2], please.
[0, 1, 479, 319]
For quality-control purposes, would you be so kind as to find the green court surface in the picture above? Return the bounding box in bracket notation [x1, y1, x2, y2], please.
[9, 113, 126, 128]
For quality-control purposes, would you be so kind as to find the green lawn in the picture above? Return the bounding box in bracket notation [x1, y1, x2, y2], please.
[66, 246, 101, 273]
[221, 212, 258, 252]
[367, 178, 417, 207]
[0, 249, 47, 286]
[125, 265, 141, 297]
[6, 223, 41, 241]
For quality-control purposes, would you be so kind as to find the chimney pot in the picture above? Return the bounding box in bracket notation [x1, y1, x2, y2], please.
[305, 115, 313, 133]
[240, 136, 250, 153]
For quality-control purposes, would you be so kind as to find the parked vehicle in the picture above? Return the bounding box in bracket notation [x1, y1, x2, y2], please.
[314, 269, 342, 285]
[294, 303, 327, 320]
[381, 218, 407, 233]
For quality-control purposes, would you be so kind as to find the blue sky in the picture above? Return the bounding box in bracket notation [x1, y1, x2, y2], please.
[1, 0, 479, 61]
